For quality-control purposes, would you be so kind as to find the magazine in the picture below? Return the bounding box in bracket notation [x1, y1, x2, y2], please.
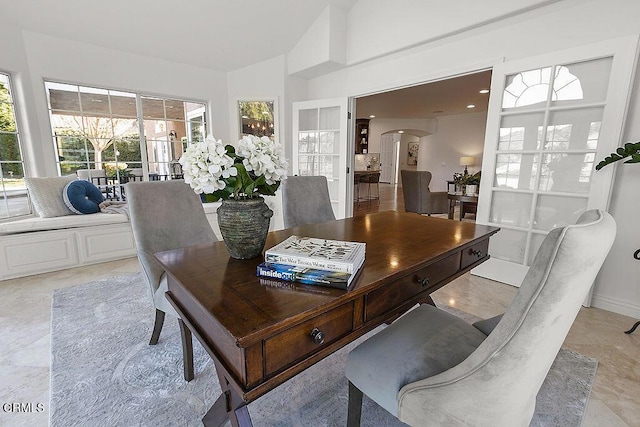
[264, 235, 366, 274]
[256, 259, 363, 290]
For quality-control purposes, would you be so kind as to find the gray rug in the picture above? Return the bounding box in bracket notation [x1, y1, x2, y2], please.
[50, 274, 597, 426]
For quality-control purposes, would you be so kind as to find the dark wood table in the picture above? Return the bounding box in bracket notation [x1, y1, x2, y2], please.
[448, 193, 479, 221]
[155, 211, 499, 426]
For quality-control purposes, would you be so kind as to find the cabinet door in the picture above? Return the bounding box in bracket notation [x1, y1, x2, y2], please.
[474, 35, 638, 296]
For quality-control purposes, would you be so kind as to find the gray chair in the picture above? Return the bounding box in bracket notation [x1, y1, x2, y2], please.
[76, 168, 108, 185]
[281, 175, 336, 228]
[345, 209, 616, 426]
[400, 170, 448, 215]
[126, 179, 217, 381]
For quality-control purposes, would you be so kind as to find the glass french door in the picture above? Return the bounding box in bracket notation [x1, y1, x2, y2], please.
[474, 35, 639, 290]
[292, 98, 350, 219]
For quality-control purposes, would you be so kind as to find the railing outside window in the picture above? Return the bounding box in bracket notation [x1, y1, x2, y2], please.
[45, 82, 207, 184]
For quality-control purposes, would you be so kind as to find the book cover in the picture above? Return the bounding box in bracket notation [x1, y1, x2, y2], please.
[256, 260, 363, 290]
[264, 236, 365, 273]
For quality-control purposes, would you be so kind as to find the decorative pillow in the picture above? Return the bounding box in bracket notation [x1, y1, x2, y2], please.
[24, 175, 76, 218]
[63, 180, 105, 214]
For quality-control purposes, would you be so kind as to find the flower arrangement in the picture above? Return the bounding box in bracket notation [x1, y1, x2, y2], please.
[179, 134, 288, 201]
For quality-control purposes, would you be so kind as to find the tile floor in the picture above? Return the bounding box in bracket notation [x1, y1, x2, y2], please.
[0, 257, 638, 426]
[1, 183, 639, 425]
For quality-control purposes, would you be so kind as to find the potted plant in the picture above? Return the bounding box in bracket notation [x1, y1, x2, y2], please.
[595, 141, 640, 170]
[179, 134, 288, 259]
[595, 141, 640, 334]
[453, 171, 481, 196]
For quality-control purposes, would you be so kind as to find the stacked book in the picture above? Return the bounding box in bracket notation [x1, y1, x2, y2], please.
[257, 235, 366, 290]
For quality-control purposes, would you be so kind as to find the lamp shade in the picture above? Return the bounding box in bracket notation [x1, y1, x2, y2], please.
[459, 156, 475, 167]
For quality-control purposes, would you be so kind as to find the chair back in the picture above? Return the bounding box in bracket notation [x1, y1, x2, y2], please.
[129, 168, 144, 181]
[282, 175, 336, 228]
[397, 209, 617, 425]
[77, 169, 107, 185]
[400, 170, 448, 215]
[126, 180, 217, 293]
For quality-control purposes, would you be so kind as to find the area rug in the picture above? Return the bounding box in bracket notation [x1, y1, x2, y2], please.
[50, 274, 597, 426]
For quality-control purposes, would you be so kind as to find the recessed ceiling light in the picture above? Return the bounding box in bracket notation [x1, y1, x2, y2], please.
[467, 104, 476, 109]
[398, 130, 404, 134]
[369, 115, 376, 118]
[479, 89, 490, 94]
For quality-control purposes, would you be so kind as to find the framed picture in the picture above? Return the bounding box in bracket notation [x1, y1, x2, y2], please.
[407, 142, 419, 165]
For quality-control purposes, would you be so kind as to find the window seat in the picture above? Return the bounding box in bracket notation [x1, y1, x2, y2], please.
[0, 213, 128, 235]
[0, 213, 136, 281]
[0, 193, 284, 281]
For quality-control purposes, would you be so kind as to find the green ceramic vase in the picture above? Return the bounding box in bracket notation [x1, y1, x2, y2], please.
[217, 197, 273, 259]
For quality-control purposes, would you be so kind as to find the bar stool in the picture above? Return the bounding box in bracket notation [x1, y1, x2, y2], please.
[363, 172, 380, 202]
[354, 174, 363, 205]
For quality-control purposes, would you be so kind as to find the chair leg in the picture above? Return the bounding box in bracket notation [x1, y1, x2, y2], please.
[179, 318, 195, 382]
[149, 309, 165, 345]
[347, 381, 363, 427]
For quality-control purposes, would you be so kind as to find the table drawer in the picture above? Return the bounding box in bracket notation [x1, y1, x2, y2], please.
[264, 302, 354, 376]
[461, 239, 489, 270]
[365, 252, 459, 321]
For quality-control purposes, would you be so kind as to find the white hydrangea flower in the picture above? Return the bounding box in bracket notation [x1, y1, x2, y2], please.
[179, 134, 235, 194]
[179, 133, 287, 199]
[237, 135, 288, 185]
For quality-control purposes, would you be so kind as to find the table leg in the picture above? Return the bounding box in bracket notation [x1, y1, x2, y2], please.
[624, 320, 640, 334]
[458, 201, 464, 221]
[202, 361, 253, 427]
[448, 199, 454, 220]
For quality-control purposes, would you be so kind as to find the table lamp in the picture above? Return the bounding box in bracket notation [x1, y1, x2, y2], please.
[459, 156, 475, 175]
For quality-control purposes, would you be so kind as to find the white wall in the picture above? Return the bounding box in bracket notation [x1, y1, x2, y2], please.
[592, 61, 640, 318]
[368, 114, 485, 191]
[417, 113, 486, 192]
[346, 0, 561, 65]
[307, 0, 640, 318]
[17, 30, 229, 177]
[227, 55, 308, 172]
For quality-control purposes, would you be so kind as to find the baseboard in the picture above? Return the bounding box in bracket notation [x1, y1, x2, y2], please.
[590, 293, 640, 319]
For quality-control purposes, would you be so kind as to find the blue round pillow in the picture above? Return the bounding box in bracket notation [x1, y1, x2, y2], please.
[63, 180, 104, 214]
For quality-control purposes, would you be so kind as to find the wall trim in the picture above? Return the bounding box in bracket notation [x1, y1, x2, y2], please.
[591, 292, 640, 319]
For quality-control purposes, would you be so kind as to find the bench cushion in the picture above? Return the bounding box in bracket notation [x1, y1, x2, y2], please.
[0, 213, 128, 235]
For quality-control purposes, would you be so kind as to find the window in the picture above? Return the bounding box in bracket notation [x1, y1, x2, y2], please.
[0, 72, 29, 219]
[45, 82, 207, 182]
[238, 100, 275, 140]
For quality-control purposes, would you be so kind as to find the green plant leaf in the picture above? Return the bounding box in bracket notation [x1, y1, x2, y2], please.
[595, 141, 640, 170]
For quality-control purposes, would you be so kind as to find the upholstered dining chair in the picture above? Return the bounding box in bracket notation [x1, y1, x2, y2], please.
[281, 175, 336, 228]
[345, 209, 616, 426]
[126, 179, 217, 381]
[400, 170, 448, 215]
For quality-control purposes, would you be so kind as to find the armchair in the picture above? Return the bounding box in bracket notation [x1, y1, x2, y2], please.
[346, 209, 616, 426]
[400, 170, 448, 215]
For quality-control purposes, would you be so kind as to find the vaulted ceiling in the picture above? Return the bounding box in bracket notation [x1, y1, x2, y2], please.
[0, 0, 358, 71]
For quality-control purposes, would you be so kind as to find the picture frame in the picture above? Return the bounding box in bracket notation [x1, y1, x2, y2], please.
[407, 142, 419, 165]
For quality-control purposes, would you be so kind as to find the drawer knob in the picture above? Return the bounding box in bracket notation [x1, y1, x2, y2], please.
[310, 328, 325, 345]
[417, 277, 430, 288]
[469, 248, 484, 258]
